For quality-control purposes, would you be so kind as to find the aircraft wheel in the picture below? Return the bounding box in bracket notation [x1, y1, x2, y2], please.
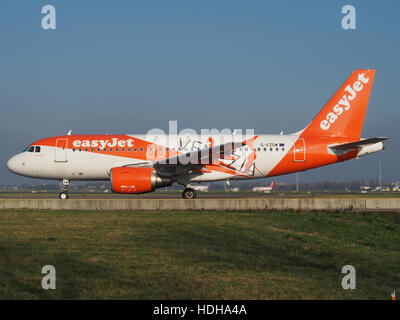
[182, 188, 196, 199]
[59, 192, 69, 200]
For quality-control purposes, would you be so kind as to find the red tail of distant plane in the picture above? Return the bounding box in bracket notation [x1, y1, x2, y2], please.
[269, 181, 275, 189]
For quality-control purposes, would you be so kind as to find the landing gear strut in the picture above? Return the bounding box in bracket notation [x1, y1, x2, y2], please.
[59, 179, 70, 200]
[182, 187, 197, 199]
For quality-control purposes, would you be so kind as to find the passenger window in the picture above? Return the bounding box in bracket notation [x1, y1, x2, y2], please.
[35, 146, 41, 153]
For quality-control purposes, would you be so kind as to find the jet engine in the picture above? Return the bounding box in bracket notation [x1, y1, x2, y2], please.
[110, 167, 172, 194]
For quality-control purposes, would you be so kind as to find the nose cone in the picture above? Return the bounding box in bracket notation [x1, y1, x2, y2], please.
[7, 154, 27, 176]
[7, 156, 18, 174]
[7, 153, 38, 178]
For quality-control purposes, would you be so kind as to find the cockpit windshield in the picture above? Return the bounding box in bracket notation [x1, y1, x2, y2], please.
[24, 146, 40, 153]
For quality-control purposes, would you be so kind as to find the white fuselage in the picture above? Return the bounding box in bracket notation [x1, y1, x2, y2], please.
[7, 134, 298, 183]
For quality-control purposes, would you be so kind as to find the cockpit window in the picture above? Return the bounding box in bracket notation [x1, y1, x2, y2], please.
[27, 146, 35, 152]
[35, 146, 41, 153]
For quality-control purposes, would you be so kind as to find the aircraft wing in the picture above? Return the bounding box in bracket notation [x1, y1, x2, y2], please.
[329, 137, 389, 151]
[154, 140, 247, 166]
[111, 136, 258, 178]
[109, 141, 241, 175]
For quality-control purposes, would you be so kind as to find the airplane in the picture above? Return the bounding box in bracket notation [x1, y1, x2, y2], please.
[252, 181, 275, 193]
[7, 69, 388, 199]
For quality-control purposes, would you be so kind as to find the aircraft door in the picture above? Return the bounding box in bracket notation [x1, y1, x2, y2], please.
[55, 139, 68, 162]
[293, 138, 306, 162]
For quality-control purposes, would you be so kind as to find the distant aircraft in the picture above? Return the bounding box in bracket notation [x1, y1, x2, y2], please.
[7, 70, 388, 199]
[372, 186, 390, 192]
[253, 182, 275, 193]
[187, 184, 209, 192]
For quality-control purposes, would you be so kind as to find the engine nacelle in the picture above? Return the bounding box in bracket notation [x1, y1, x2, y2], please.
[111, 167, 172, 194]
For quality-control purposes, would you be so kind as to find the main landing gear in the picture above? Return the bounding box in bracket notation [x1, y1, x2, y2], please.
[182, 187, 197, 199]
[59, 179, 70, 200]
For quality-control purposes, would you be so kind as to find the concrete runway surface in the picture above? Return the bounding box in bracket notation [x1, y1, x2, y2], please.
[0, 191, 311, 200]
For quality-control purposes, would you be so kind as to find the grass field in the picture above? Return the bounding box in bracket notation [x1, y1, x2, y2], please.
[0, 209, 399, 299]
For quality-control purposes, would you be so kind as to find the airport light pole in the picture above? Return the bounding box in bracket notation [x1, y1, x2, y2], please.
[296, 173, 299, 193]
[379, 160, 382, 192]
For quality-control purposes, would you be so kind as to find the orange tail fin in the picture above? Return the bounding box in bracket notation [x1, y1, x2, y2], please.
[300, 69, 376, 139]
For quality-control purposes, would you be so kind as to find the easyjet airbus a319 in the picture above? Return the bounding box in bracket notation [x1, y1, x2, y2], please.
[7, 70, 388, 199]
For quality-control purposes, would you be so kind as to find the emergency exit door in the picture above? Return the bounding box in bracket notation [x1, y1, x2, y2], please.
[293, 138, 306, 162]
[55, 139, 68, 162]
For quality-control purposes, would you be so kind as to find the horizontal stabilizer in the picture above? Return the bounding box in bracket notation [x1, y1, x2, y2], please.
[329, 137, 389, 151]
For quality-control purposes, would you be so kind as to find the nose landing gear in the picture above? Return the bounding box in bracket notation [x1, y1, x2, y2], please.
[59, 179, 70, 200]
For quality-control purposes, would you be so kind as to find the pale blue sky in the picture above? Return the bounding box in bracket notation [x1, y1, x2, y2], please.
[0, 0, 399, 185]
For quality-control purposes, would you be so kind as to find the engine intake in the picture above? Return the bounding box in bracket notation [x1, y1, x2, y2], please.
[111, 167, 172, 194]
